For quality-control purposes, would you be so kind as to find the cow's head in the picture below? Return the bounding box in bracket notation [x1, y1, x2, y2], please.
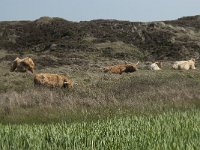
[63, 80, 69, 88]
[10, 57, 20, 72]
[155, 61, 162, 68]
[102, 67, 111, 73]
[21, 61, 34, 74]
[63, 79, 75, 88]
[190, 58, 195, 62]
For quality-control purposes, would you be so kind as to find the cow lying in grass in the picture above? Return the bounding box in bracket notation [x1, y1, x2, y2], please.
[103, 62, 139, 74]
[34, 73, 74, 88]
[10, 57, 35, 73]
[149, 61, 162, 70]
[172, 58, 196, 70]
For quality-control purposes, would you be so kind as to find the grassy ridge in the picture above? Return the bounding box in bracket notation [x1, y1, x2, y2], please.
[0, 109, 199, 150]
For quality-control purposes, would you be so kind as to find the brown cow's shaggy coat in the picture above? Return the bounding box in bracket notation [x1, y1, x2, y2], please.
[103, 62, 139, 74]
[10, 57, 35, 73]
[34, 73, 73, 88]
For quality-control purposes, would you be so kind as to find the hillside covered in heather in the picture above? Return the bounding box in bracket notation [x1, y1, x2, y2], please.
[0, 15, 200, 62]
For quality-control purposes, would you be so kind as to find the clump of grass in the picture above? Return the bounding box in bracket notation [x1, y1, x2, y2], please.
[0, 71, 33, 93]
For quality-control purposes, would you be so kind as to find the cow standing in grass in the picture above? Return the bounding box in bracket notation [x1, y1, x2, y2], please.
[10, 57, 35, 73]
[34, 73, 74, 88]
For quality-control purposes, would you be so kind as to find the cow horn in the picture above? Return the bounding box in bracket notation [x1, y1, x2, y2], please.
[124, 61, 128, 64]
[64, 80, 68, 84]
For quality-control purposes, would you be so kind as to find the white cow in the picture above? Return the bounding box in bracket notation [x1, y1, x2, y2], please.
[149, 62, 162, 70]
[172, 58, 196, 70]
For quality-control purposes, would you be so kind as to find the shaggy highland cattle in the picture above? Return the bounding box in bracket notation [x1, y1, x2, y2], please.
[10, 57, 35, 73]
[103, 62, 139, 74]
[172, 58, 196, 70]
[34, 73, 74, 88]
[149, 61, 162, 70]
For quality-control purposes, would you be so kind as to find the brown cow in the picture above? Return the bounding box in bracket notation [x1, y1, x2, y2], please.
[103, 62, 139, 74]
[10, 57, 35, 73]
[34, 73, 74, 88]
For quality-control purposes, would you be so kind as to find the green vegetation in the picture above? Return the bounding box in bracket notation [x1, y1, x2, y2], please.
[1, 15, 200, 149]
[0, 109, 199, 149]
[95, 41, 144, 59]
[0, 50, 200, 124]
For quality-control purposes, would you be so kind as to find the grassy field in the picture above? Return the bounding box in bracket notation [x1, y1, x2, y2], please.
[1, 16, 200, 149]
[0, 66, 200, 123]
[0, 109, 199, 150]
[0, 50, 200, 149]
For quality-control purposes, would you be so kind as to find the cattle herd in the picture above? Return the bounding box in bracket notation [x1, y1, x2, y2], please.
[10, 57, 74, 88]
[10, 57, 197, 89]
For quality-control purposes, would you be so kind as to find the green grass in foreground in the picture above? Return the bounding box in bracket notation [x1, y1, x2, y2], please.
[0, 109, 199, 150]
